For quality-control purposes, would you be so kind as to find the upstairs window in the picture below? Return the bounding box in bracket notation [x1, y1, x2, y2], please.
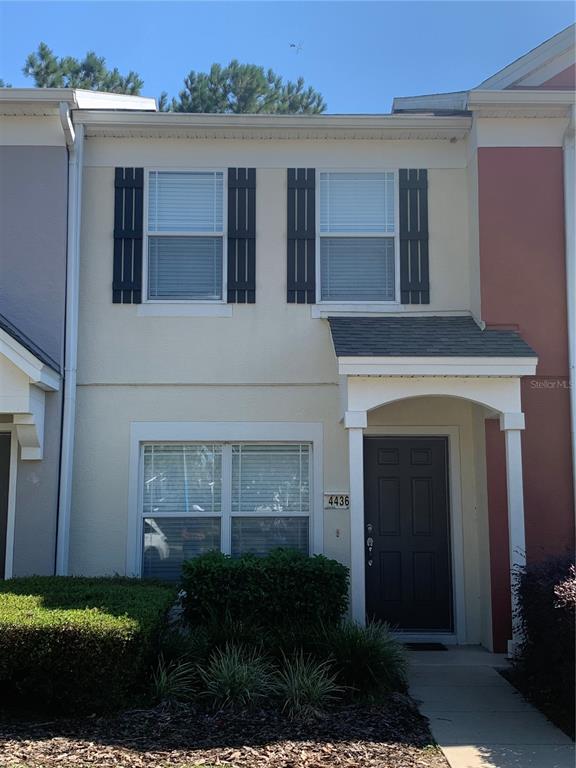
[147, 171, 224, 301]
[319, 172, 396, 303]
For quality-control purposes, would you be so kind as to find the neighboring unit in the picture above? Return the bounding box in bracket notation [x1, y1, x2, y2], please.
[0, 89, 154, 578]
[1, 28, 574, 655]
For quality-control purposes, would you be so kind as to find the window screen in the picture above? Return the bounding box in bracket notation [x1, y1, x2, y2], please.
[147, 171, 224, 300]
[319, 172, 396, 302]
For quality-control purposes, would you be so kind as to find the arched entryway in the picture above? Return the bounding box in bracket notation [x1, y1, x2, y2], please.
[343, 376, 531, 655]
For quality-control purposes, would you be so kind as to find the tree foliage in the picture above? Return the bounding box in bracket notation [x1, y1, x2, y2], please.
[170, 60, 326, 114]
[19, 44, 327, 113]
[23, 42, 143, 94]
[0, 79, 12, 88]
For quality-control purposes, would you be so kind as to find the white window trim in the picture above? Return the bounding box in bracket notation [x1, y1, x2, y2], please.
[142, 168, 228, 306]
[363, 425, 466, 645]
[0, 425, 18, 579]
[315, 168, 401, 307]
[127, 421, 324, 576]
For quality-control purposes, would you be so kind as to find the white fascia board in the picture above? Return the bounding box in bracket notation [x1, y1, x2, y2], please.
[72, 90, 157, 111]
[392, 92, 468, 113]
[337, 356, 538, 377]
[0, 329, 60, 391]
[74, 111, 472, 140]
[0, 88, 157, 115]
[469, 90, 575, 108]
[476, 25, 575, 90]
[0, 88, 77, 105]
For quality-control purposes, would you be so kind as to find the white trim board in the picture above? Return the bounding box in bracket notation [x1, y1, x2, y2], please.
[364, 425, 467, 644]
[338, 356, 537, 377]
[126, 421, 324, 576]
[0, 426, 18, 579]
[475, 26, 575, 90]
[0, 328, 60, 392]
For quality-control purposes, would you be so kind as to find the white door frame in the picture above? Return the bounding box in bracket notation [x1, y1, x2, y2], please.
[363, 425, 466, 644]
[0, 425, 18, 579]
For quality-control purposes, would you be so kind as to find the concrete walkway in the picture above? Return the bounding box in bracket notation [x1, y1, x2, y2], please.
[408, 647, 574, 768]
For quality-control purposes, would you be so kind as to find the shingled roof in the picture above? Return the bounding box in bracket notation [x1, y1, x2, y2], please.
[0, 312, 60, 373]
[328, 316, 537, 358]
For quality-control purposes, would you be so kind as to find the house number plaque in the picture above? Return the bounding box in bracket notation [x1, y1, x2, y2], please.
[324, 493, 350, 509]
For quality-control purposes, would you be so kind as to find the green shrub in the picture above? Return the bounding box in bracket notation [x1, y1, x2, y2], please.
[274, 652, 341, 719]
[0, 576, 175, 714]
[159, 625, 214, 664]
[198, 644, 274, 709]
[513, 554, 575, 735]
[315, 621, 408, 696]
[181, 549, 349, 630]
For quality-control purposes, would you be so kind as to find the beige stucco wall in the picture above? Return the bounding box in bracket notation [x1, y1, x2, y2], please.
[70, 383, 348, 576]
[71, 135, 488, 642]
[78, 157, 471, 386]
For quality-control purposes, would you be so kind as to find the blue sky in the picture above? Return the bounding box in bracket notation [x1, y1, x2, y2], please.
[0, 2, 573, 112]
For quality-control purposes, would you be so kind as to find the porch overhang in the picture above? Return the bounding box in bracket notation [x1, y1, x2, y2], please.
[329, 315, 537, 654]
[0, 319, 61, 460]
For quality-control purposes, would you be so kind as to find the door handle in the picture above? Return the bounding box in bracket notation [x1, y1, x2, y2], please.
[366, 523, 374, 566]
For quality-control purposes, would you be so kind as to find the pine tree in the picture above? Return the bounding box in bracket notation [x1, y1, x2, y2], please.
[23, 42, 143, 94]
[171, 60, 326, 114]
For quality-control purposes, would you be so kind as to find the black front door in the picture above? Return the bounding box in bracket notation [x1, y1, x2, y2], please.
[364, 436, 453, 631]
[0, 433, 10, 579]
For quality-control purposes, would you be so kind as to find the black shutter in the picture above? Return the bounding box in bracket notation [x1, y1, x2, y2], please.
[227, 168, 256, 303]
[113, 168, 144, 304]
[287, 168, 315, 304]
[399, 169, 429, 304]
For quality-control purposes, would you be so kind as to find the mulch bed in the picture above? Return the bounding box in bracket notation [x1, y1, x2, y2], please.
[0, 694, 446, 768]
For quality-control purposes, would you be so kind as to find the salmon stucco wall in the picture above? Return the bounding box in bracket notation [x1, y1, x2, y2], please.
[478, 146, 575, 651]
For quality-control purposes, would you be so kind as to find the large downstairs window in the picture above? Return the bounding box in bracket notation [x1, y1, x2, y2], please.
[142, 443, 311, 580]
[319, 171, 397, 303]
[147, 171, 224, 301]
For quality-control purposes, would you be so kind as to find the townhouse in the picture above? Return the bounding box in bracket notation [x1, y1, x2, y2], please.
[0, 89, 154, 577]
[0, 27, 574, 654]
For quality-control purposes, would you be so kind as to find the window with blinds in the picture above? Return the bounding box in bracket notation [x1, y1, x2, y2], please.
[319, 172, 396, 302]
[141, 443, 311, 580]
[146, 171, 224, 301]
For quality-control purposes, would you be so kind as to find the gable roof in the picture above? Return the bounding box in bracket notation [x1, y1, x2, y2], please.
[392, 25, 575, 114]
[476, 25, 575, 90]
[0, 312, 60, 373]
[328, 316, 537, 358]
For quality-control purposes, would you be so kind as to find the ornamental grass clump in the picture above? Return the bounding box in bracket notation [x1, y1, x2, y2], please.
[152, 654, 196, 703]
[315, 621, 408, 696]
[198, 644, 275, 710]
[274, 653, 342, 719]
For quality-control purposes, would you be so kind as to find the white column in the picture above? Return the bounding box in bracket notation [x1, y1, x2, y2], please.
[500, 412, 526, 655]
[345, 410, 367, 625]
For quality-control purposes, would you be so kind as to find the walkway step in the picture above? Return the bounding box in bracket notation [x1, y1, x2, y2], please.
[441, 744, 575, 768]
[408, 648, 575, 768]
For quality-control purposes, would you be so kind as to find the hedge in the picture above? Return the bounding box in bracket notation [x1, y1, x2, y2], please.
[181, 549, 349, 629]
[0, 577, 175, 714]
[513, 554, 575, 734]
